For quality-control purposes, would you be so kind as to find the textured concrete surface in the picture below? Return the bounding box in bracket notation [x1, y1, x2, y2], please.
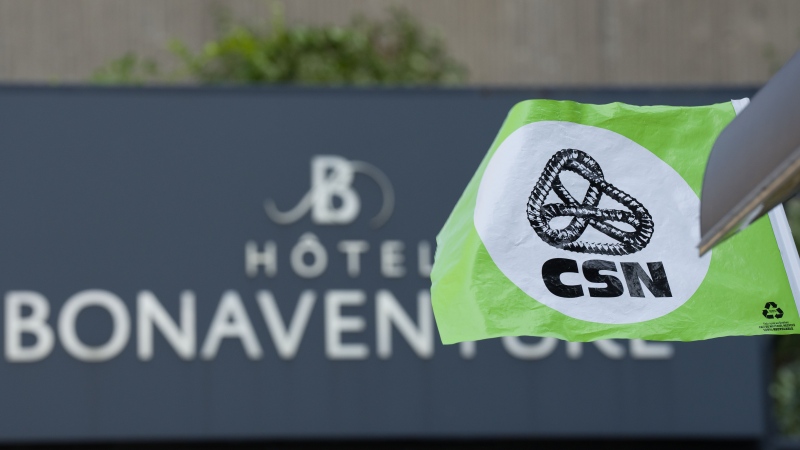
[0, 0, 798, 85]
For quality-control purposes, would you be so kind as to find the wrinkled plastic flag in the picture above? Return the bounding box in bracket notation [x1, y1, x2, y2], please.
[431, 99, 800, 344]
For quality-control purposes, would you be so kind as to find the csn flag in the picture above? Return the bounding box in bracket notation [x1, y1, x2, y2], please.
[431, 99, 800, 344]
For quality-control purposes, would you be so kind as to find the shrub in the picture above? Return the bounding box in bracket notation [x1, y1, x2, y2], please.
[92, 7, 466, 86]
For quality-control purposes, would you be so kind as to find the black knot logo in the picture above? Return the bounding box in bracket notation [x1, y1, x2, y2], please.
[527, 149, 654, 256]
[763, 302, 784, 319]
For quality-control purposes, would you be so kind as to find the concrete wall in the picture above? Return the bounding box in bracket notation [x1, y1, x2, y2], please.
[0, 0, 798, 86]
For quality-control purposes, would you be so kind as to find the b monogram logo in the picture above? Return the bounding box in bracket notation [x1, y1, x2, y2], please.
[265, 155, 394, 228]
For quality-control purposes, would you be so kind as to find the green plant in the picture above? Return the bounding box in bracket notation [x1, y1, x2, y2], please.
[91, 53, 159, 85]
[772, 360, 800, 435]
[91, 6, 466, 86]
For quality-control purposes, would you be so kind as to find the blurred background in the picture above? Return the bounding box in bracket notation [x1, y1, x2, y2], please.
[1, 0, 799, 86]
[1, 0, 800, 449]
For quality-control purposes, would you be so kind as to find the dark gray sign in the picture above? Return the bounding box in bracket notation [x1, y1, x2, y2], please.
[0, 86, 765, 442]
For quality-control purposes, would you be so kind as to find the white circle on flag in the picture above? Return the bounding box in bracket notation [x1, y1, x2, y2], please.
[474, 121, 711, 324]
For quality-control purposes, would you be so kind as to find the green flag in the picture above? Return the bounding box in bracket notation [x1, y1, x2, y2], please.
[431, 99, 800, 344]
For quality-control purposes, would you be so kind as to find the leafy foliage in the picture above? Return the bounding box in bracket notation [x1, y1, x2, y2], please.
[772, 361, 800, 435]
[91, 7, 466, 86]
[91, 53, 158, 85]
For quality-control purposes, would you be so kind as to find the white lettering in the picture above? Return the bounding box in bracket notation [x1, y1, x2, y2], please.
[502, 336, 558, 360]
[337, 240, 369, 277]
[324, 290, 368, 360]
[630, 339, 674, 359]
[417, 240, 433, 278]
[380, 240, 406, 278]
[566, 340, 626, 360]
[460, 341, 476, 360]
[257, 290, 316, 360]
[137, 291, 196, 361]
[595, 340, 626, 359]
[290, 233, 328, 278]
[311, 155, 361, 224]
[245, 240, 277, 277]
[376, 290, 433, 359]
[566, 341, 581, 359]
[58, 290, 131, 362]
[5, 291, 55, 362]
[200, 291, 262, 360]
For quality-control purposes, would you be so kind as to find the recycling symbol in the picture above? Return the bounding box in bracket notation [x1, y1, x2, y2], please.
[763, 302, 784, 319]
[526, 149, 654, 256]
